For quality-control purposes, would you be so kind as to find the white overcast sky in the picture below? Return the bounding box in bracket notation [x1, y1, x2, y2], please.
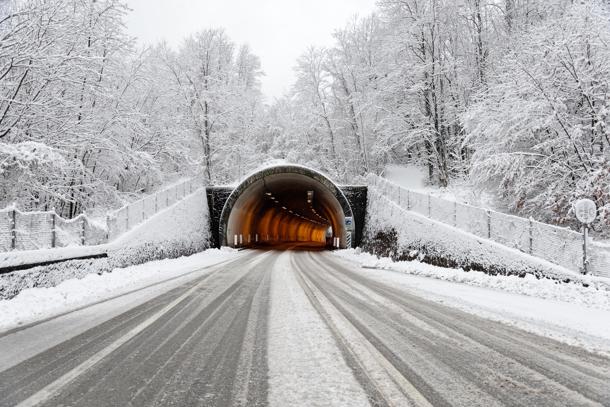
[124, 0, 378, 101]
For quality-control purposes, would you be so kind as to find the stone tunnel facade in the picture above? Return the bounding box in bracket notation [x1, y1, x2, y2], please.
[205, 165, 367, 249]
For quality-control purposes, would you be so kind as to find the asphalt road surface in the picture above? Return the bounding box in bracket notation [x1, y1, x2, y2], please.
[0, 248, 608, 407]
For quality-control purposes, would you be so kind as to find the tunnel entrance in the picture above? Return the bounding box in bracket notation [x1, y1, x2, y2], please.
[218, 165, 355, 249]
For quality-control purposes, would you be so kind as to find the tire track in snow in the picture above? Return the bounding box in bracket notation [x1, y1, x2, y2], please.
[292, 252, 432, 407]
[303, 251, 610, 406]
[267, 251, 371, 407]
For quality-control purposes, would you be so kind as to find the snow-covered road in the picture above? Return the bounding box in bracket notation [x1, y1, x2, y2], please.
[0, 249, 608, 406]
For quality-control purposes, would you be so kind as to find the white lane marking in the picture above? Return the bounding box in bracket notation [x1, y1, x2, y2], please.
[16, 277, 210, 407]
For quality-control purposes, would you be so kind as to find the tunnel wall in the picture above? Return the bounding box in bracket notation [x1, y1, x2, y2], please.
[220, 166, 354, 248]
[206, 187, 234, 249]
[338, 186, 367, 248]
[206, 184, 367, 249]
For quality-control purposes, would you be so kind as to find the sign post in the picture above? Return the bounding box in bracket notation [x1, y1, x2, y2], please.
[574, 199, 597, 274]
[345, 216, 353, 229]
[344, 216, 354, 248]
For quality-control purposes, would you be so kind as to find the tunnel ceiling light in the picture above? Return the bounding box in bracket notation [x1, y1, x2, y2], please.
[265, 192, 272, 196]
[282, 206, 287, 210]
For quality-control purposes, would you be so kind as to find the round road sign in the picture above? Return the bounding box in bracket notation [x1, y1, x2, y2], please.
[574, 199, 597, 224]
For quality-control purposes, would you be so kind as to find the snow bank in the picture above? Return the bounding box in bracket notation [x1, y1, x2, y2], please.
[110, 187, 209, 251]
[0, 187, 209, 269]
[383, 164, 496, 209]
[363, 187, 599, 282]
[0, 249, 237, 332]
[335, 249, 610, 309]
[0, 189, 210, 300]
[0, 245, 109, 270]
[334, 250, 610, 354]
[382, 164, 427, 190]
[0, 257, 113, 300]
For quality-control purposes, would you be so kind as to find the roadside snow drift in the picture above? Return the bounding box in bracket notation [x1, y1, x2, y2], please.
[334, 250, 610, 355]
[364, 187, 595, 283]
[0, 249, 237, 332]
[0, 189, 210, 300]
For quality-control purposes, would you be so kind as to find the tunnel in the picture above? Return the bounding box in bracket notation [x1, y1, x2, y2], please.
[218, 165, 355, 249]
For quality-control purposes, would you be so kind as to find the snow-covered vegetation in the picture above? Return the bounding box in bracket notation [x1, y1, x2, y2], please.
[0, 0, 261, 217]
[280, 0, 610, 234]
[0, 0, 608, 235]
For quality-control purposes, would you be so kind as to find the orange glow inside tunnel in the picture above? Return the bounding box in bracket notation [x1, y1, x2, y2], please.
[225, 172, 347, 249]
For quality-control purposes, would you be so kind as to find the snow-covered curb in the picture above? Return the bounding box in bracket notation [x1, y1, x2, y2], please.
[0, 248, 238, 332]
[335, 249, 610, 310]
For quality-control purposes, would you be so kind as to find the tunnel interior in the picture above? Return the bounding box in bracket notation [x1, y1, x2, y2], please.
[222, 171, 351, 249]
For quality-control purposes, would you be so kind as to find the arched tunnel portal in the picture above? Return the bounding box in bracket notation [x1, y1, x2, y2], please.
[207, 165, 367, 250]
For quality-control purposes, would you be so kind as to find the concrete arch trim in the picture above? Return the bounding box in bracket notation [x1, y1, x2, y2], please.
[218, 164, 355, 247]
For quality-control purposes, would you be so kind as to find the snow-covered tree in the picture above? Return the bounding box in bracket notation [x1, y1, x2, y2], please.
[0, 1, 266, 216]
[161, 29, 264, 184]
[464, 1, 610, 230]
